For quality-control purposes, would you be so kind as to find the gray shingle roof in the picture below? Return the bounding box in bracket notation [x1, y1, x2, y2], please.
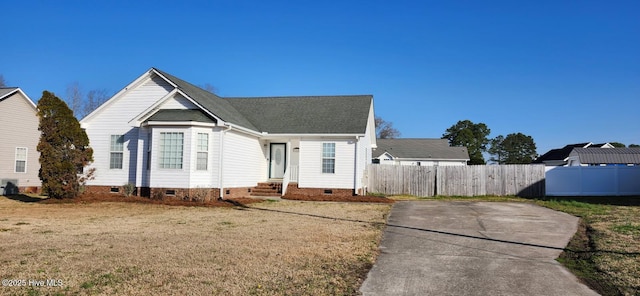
[148, 109, 216, 123]
[534, 143, 593, 164]
[152, 68, 372, 134]
[570, 148, 640, 164]
[373, 138, 470, 160]
[0, 87, 18, 99]
[225, 95, 372, 134]
[152, 68, 258, 131]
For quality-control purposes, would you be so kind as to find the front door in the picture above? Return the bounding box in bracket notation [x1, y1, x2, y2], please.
[269, 143, 286, 179]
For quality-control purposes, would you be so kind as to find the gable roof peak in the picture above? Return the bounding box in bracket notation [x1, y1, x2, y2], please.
[150, 68, 258, 131]
[0, 87, 37, 109]
[120, 68, 374, 135]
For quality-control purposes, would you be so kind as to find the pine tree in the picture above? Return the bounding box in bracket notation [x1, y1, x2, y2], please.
[37, 91, 93, 199]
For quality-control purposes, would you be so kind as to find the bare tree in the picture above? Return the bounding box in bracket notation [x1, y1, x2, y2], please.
[199, 83, 217, 94]
[0, 75, 6, 87]
[84, 89, 109, 117]
[375, 116, 401, 139]
[65, 82, 83, 117]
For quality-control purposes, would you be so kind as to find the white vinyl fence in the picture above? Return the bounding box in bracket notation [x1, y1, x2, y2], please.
[546, 166, 640, 196]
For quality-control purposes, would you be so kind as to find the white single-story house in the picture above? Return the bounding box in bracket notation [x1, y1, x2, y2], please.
[372, 138, 469, 166]
[0, 87, 41, 195]
[79, 68, 376, 199]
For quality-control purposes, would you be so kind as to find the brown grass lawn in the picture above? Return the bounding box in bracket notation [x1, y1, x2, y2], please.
[0, 196, 391, 295]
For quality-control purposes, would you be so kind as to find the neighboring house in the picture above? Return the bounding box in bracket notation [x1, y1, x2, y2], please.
[0, 87, 41, 195]
[534, 142, 614, 166]
[372, 138, 469, 166]
[79, 68, 376, 199]
[565, 148, 640, 166]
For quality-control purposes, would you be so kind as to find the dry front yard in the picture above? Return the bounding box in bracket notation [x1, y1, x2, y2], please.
[0, 197, 391, 295]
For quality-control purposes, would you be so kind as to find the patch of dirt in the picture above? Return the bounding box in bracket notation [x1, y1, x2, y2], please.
[283, 194, 394, 203]
[559, 219, 621, 295]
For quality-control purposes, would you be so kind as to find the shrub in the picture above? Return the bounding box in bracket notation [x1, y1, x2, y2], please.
[151, 190, 165, 201]
[123, 183, 136, 197]
[189, 187, 210, 202]
[37, 91, 93, 199]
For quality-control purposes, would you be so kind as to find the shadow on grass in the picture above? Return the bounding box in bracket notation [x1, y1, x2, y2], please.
[240, 201, 640, 257]
[4, 194, 47, 203]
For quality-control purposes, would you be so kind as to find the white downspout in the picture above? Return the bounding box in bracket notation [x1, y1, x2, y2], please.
[353, 136, 362, 195]
[218, 124, 231, 199]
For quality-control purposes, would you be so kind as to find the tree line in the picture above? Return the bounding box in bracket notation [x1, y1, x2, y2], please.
[1, 75, 110, 119]
[64, 82, 111, 119]
[376, 117, 638, 165]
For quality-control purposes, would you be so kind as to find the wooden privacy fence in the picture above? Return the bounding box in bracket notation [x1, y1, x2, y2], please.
[366, 164, 546, 197]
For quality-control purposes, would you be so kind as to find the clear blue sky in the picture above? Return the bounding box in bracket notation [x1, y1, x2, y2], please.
[2, 0, 638, 155]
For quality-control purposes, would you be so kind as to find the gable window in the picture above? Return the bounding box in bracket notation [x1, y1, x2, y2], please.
[160, 132, 184, 169]
[15, 147, 27, 173]
[196, 133, 208, 170]
[322, 143, 335, 174]
[110, 135, 124, 169]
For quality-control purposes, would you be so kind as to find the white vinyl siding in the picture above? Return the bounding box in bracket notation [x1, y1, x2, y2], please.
[81, 75, 173, 186]
[109, 135, 124, 169]
[221, 130, 266, 188]
[158, 93, 199, 109]
[355, 103, 376, 194]
[15, 147, 27, 173]
[159, 132, 184, 169]
[322, 143, 335, 174]
[196, 133, 208, 170]
[136, 128, 151, 187]
[299, 139, 355, 189]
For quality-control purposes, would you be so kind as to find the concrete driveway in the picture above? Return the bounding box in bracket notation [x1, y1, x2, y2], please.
[360, 201, 599, 296]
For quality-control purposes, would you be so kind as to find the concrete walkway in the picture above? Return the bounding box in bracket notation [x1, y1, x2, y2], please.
[360, 201, 599, 296]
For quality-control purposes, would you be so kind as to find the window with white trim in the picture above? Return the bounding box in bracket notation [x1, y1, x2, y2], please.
[196, 133, 208, 170]
[15, 147, 27, 173]
[159, 132, 184, 169]
[322, 143, 335, 174]
[110, 135, 124, 169]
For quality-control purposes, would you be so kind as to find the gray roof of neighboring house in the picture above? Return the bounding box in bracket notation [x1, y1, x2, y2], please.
[152, 68, 372, 134]
[570, 148, 640, 164]
[373, 138, 470, 160]
[148, 109, 216, 123]
[0, 87, 18, 99]
[534, 142, 598, 164]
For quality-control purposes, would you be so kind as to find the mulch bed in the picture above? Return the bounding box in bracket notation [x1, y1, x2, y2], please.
[40, 193, 262, 207]
[32, 193, 393, 206]
[283, 194, 394, 203]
